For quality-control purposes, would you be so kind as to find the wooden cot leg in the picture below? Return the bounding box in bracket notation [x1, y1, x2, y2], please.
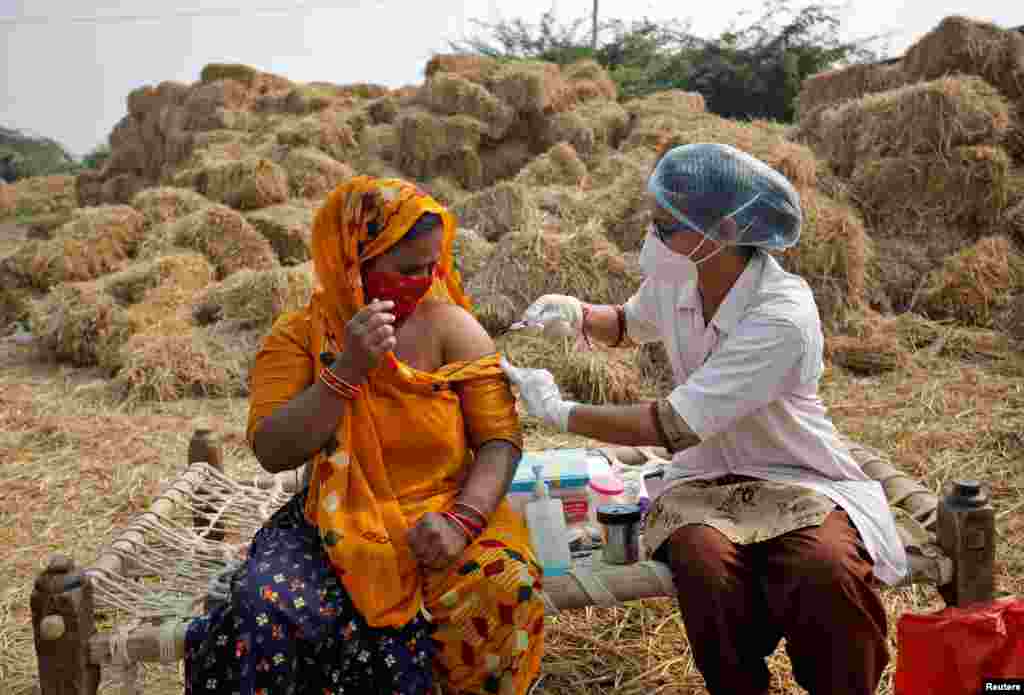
[189, 428, 225, 542]
[936, 479, 996, 607]
[31, 554, 100, 695]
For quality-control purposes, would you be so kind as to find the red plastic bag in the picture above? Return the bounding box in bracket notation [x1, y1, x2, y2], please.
[894, 597, 1024, 695]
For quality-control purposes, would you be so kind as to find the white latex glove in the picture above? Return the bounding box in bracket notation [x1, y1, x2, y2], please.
[520, 294, 584, 341]
[500, 357, 577, 432]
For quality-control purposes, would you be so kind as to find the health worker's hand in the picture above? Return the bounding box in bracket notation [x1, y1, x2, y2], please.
[408, 512, 469, 571]
[500, 357, 576, 432]
[520, 294, 584, 341]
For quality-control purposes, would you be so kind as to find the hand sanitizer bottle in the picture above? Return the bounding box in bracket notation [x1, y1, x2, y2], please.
[524, 464, 571, 577]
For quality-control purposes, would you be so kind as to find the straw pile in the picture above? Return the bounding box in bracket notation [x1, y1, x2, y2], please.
[151, 204, 278, 278]
[23, 212, 74, 240]
[274, 111, 360, 163]
[192, 265, 314, 329]
[278, 147, 354, 199]
[917, 235, 1024, 327]
[852, 144, 1012, 233]
[480, 140, 535, 187]
[2, 205, 145, 291]
[0, 287, 29, 329]
[395, 110, 486, 188]
[562, 59, 619, 104]
[540, 99, 632, 158]
[452, 228, 495, 284]
[467, 224, 643, 316]
[487, 61, 573, 115]
[29, 281, 133, 369]
[424, 54, 501, 83]
[582, 151, 656, 252]
[2, 175, 77, 220]
[451, 182, 539, 242]
[103, 251, 215, 307]
[421, 177, 468, 207]
[515, 142, 588, 187]
[797, 61, 909, 119]
[359, 124, 398, 163]
[801, 76, 1013, 178]
[500, 333, 644, 405]
[130, 186, 210, 229]
[417, 73, 514, 140]
[244, 203, 315, 265]
[190, 157, 289, 211]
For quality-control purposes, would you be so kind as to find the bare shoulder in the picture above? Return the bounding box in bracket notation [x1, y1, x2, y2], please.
[420, 300, 495, 363]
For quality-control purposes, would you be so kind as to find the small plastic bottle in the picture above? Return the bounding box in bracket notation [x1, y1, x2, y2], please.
[524, 464, 571, 577]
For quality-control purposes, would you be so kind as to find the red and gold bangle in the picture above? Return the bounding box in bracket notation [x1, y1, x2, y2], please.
[442, 511, 477, 543]
[450, 510, 483, 536]
[319, 366, 362, 400]
[453, 501, 488, 527]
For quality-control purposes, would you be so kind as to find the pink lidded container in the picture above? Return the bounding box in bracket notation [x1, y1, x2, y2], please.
[587, 472, 625, 530]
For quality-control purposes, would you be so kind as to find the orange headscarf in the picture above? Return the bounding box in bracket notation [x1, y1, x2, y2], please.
[304, 176, 513, 628]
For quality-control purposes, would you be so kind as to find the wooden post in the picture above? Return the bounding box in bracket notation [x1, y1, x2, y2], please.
[189, 428, 224, 542]
[937, 479, 996, 607]
[31, 554, 100, 695]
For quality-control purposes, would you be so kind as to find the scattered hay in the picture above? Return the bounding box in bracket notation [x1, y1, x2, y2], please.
[903, 15, 1024, 102]
[29, 281, 134, 369]
[424, 54, 500, 84]
[918, 235, 1024, 327]
[803, 76, 1013, 177]
[5, 205, 145, 290]
[112, 327, 248, 402]
[131, 187, 210, 229]
[851, 144, 1012, 233]
[844, 309, 1017, 361]
[418, 73, 514, 140]
[796, 62, 909, 119]
[359, 124, 398, 163]
[7, 175, 77, 219]
[193, 157, 290, 211]
[486, 61, 572, 114]
[279, 148, 354, 199]
[825, 333, 905, 376]
[467, 224, 643, 316]
[775, 189, 874, 332]
[244, 203, 315, 265]
[480, 140, 534, 187]
[452, 228, 494, 284]
[515, 142, 588, 187]
[500, 334, 643, 404]
[192, 265, 314, 329]
[275, 111, 360, 162]
[451, 182, 539, 242]
[162, 204, 278, 279]
[103, 251, 215, 306]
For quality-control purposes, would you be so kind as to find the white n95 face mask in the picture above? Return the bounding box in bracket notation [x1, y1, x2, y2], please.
[639, 224, 697, 284]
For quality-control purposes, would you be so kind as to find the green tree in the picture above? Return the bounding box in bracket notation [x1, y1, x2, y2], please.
[81, 144, 111, 171]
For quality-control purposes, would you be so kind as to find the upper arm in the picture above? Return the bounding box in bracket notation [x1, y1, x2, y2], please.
[667, 316, 808, 440]
[439, 303, 496, 364]
[246, 311, 316, 447]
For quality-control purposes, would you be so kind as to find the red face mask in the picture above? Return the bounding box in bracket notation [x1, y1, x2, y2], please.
[362, 269, 434, 322]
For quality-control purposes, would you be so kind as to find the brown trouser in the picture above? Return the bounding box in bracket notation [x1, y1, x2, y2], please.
[661, 511, 888, 695]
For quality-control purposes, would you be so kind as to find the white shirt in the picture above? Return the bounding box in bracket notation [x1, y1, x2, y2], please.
[624, 251, 908, 585]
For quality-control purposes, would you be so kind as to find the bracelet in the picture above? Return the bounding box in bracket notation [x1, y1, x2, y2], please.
[453, 501, 488, 527]
[579, 303, 594, 349]
[610, 304, 627, 348]
[320, 366, 362, 400]
[442, 511, 478, 543]
[449, 510, 484, 537]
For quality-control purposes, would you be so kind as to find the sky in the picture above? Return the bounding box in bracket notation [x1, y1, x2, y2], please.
[1, 1, 1020, 157]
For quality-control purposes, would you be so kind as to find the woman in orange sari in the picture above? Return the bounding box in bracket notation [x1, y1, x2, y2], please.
[184, 177, 545, 695]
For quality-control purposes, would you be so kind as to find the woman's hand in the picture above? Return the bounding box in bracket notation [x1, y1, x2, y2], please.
[408, 512, 470, 571]
[332, 299, 396, 382]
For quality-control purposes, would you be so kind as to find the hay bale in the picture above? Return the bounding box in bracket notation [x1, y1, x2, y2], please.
[471, 292, 517, 335]
[367, 96, 400, 125]
[131, 187, 209, 229]
[1000, 294, 1024, 342]
[100, 174, 146, 206]
[113, 327, 247, 402]
[870, 235, 968, 313]
[30, 281, 134, 369]
[192, 265, 314, 329]
[24, 212, 74, 240]
[515, 142, 588, 187]
[583, 151, 656, 252]
[486, 62, 572, 114]
[279, 148, 354, 199]
[419, 73, 514, 140]
[183, 79, 252, 130]
[803, 76, 1013, 177]
[193, 157, 289, 211]
[8, 206, 145, 290]
[918, 235, 1024, 327]
[480, 140, 534, 187]
[797, 62, 909, 119]
[165, 204, 278, 279]
[9, 175, 77, 218]
[103, 251, 215, 306]
[467, 225, 642, 316]
[625, 90, 706, 123]
[424, 54, 500, 83]
[199, 63, 260, 87]
[852, 145, 1011, 233]
[395, 109, 486, 181]
[775, 189, 874, 332]
[275, 111, 359, 162]
[359, 124, 398, 163]
[452, 228, 494, 283]
[562, 59, 618, 104]
[903, 15, 1024, 102]
[420, 177, 467, 207]
[451, 182, 538, 242]
[825, 333, 905, 376]
[500, 334, 643, 404]
[0, 287, 29, 329]
[244, 203, 315, 265]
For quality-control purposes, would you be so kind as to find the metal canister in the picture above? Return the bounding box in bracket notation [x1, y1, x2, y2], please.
[597, 503, 643, 565]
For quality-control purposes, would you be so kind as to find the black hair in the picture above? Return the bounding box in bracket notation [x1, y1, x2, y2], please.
[404, 212, 443, 241]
